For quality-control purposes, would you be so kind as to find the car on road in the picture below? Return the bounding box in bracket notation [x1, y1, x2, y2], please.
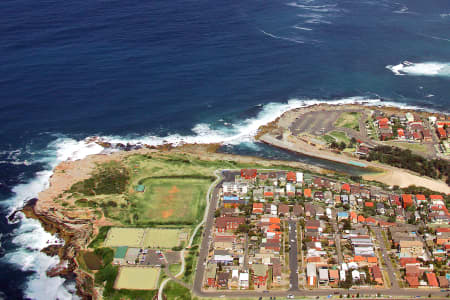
[290, 239, 295, 242]
[287, 294, 294, 299]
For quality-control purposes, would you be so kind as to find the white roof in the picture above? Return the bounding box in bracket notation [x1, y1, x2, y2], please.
[239, 273, 249, 281]
[352, 270, 360, 280]
[232, 269, 239, 278]
[340, 270, 346, 281]
[319, 268, 329, 280]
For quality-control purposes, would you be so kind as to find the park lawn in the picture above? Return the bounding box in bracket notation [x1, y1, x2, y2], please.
[132, 178, 209, 224]
[384, 141, 429, 154]
[328, 131, 351, 144]
[169, 263, 181, 275]
[114, 266, 160, 290]
[335, 111, 361, 131]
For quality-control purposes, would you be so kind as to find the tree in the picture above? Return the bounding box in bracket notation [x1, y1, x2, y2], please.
[339, 141, 346, 150]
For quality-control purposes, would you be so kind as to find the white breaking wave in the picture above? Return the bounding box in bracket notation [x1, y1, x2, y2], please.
[386, 61, 450, 77]
[259, 29, 305, 44]
[293, 25, 313, 31]
[286, 2, 340, 13]
[2, 138, 104, 300]
[100, 96, 439, 147]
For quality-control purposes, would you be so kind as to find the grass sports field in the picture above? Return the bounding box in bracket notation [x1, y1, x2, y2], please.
[104, 227, 186, 248]
[133, 178, 209, 223]
[114, 267, 160, 290]
[104, 228, 145, 247]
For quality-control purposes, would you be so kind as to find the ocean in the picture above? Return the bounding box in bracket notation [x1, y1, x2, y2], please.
[0, 0, 449, 298]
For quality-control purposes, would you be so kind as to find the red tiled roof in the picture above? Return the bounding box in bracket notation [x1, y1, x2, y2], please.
[342, 183, 350, 192]
[365, 201, 374, 207]
[430, 195, 444, 200]
[400, 258, 419, 268]
[426, 272, 439, 287]
[416, 194, 426, 201]
[304, 189, 312, 198]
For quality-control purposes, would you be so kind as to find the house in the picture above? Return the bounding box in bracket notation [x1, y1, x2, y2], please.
[305, 203, 316, 218]
[272, 258, 282, 285]
[278, 204, 290, 217]
[215, 217, 245, 232]
[352, 270, 361, 282]
[253, 203, 264, 214]
[223, 195, 246, 208]
[426, 272, 439, 287]
[304, 188, 312, 199]
[293, 204, 304, 217]
[415, 194, 426, 204]
[342, 183, 350, 193]
[213, 250, 233, 265]
[438, 276, 449, 288]
[397, 128, 405, 139]
[406, 276, 420, 288]
[402, 194, 413, 208]
[399, 257, 419, 268]
[252, 264, 268, 288]
[241, 169, 257, 180]
[399, 240, 424, 258]
[113, 246, 128, 265]
[437, 127, 447, 140]
[286, 171, 296, 182]
[217, 271, 230, 288]
[422, 129, 432, 142]
[296, 172, 304, 183]
[371, 265, 383, 285]
[307, 263, 317, 287]
[214, 235, 235, 250]
[239, 272, 249, 289]
[206, 263, 217, 287]
[319, 268, 329, 285]
[329, 269, 339, 286]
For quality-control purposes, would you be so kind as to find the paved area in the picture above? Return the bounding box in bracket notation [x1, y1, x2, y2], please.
[287, 219, 299, 291]
[290, 110, 341, 136]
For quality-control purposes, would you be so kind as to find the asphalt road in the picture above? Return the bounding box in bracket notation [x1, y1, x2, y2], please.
[287, 220, 299, 291]
[373, 227, 399, 289]
[193, 170, 236, 295]
[330, 209, 343, 265]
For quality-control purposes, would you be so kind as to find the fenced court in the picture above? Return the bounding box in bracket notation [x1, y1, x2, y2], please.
[142, 228, 185, 249]
[114, 266, 160, 290]
[103, 227, 145, 247]
[104, 227, 187, 248]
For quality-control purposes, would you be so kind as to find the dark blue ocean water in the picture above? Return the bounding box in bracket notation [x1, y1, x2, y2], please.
[0, 0, 449, 298]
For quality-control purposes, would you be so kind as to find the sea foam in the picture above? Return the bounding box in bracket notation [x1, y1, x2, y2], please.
[2, 137, 104, 300]
[386, 61, 450, 77]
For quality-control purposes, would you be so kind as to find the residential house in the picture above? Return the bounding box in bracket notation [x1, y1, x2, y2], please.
[241, 169, 257, 180]
[215, 217, 245, 233]
[307, 263, 317, 287]
[371, 265, 383, 285]
[206, 263, 217, 287]
[252, 264, 268, 288]
[217, 271, 230, 289]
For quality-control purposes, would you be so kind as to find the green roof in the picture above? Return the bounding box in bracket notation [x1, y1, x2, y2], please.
[135, 185, 145, 192]
[115, 246, 128, 259]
